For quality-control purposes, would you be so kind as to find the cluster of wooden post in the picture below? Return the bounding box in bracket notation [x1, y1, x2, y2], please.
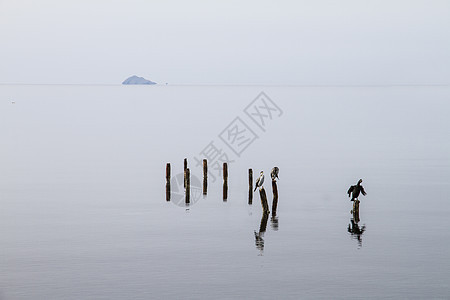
[165, 159, 191, 204]
[165, 158, 222, 204]
[167, 164, 361, 241]
[166, 161, 278, 212]
[246, 168, 278, 215]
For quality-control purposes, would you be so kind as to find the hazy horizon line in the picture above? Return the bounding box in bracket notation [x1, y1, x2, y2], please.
[1, 83, 450, 88]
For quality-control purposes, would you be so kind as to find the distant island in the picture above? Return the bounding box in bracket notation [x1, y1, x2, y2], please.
[122, 75, 156, 85]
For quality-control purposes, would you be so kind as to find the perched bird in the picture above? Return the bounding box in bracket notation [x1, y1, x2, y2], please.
[347, 179, 367, 201]
[254, 171, 265, 192]
[270, 167, 279, 181]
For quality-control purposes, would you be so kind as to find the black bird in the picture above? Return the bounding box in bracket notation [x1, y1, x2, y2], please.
[270, 167, 279, 181]
[347, 179, 366, 201]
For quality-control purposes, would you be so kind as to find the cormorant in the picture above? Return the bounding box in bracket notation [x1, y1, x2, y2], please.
[270, 167, 279, 181]
[347, 179, 366, 201]
[254, 171, 265, 192]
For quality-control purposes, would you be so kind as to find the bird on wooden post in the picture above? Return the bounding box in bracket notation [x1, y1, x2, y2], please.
[254, 171, 265, 192]
[347, 179, 367, 201]
[270, 167, 279, 181]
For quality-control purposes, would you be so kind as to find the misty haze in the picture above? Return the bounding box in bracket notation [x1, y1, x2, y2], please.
[1, 1, 450, 299]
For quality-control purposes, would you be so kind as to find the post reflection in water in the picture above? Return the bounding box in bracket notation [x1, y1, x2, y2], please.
[254, 178, 280, 255]
[270, 214, 279, 231]
[254, 212, 269, 255]
[166, 182, 170, 201]
[271, 180, 279, 231]
[347, 200, 366, 248]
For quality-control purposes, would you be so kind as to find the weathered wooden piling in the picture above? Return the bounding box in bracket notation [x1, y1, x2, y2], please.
[259, 211, 269, 233]
[203, 159, 207, 195]
[166, 163, 171, 201]
[223, 163, 228, 201]
[352, 200, 360, 223]
[248, 169, 253, 205]
[223, 182, 228, 201]
[259, 187, 270, 213]
[166, 184, 170, 201]
[166, 163, 171, 183]
[271, 180, 278, 215]
[223, 163, 228, 181]
[185, 168, 190, 204]
[183, 158, 187, 187]
[351, 199, 359, 214]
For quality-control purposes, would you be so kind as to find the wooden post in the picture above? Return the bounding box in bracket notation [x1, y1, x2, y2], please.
[166, 163, 171, 201]
[352, 200, 360, 223]
[223, 163, 228, 201]
[203, 159, 207, 195]
[223, 182, 228, 201]
[271, 180, 278, 215]
[351, 199, 359, 214]
[183, 158, 187, 187]
[248, 169, 253, 205]
[166, 163, 171, 183]
[259, 187, 270, 213]
[185, 168, 190, 204]
[223, 163, 228, 181]
[166, 183, 171, 201]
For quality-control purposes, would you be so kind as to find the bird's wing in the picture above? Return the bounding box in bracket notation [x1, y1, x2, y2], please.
[260, 175, 264, 186]
[361, 186, 367, 196]
[347, 185, 354, 196]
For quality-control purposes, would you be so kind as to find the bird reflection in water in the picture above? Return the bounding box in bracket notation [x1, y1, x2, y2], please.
[347, 200, 366, 248]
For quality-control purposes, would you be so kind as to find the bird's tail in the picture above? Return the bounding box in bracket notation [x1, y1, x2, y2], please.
[254, 186, 257, 192]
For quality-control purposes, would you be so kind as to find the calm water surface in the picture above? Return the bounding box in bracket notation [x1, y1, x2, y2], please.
[0, 85, 449, 299]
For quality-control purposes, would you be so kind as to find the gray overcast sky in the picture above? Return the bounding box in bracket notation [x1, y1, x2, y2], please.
[1, 0, 449, 85]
